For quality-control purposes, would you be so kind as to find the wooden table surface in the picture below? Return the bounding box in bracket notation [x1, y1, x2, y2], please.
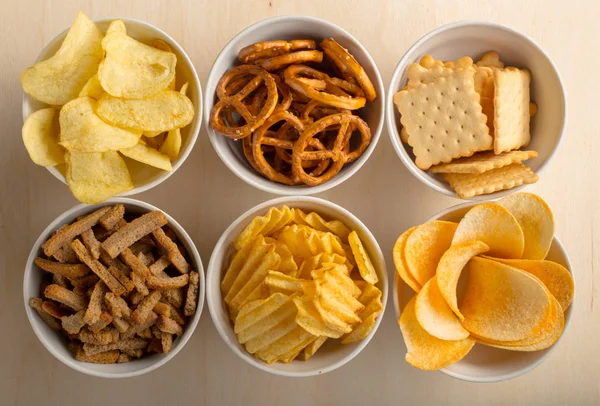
[1, 0, 598, 405]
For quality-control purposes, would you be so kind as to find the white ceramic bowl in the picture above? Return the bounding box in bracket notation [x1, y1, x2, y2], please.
[393, 201, 574, 382]
[23, 198, 205, 378]
[386, 21, 567, 200]
[22, 18, 203, 197]
[206, 196, 388, 376]
[205, 16, 385, 195]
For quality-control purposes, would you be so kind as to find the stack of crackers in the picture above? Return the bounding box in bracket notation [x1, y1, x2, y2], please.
[394, 52, 539, 198]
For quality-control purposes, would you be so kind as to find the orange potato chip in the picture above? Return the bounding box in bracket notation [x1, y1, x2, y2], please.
[392, 226, 421, 292]
[399, 297, 475, 371]
[405, 221, 457, 286]
[348, 231, 378, 285]
[498, 193, 555, 260]
[436, 241, 489, 320]
[452, 203, 524, 259]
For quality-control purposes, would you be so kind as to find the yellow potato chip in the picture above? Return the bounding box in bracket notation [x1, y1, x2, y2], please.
[233, 206, 293, 250]
[405, 221, 457, 287]
[459, 257, 552, 342]
[98, 31, 176, 98]
[399, 297, 475, 371]
[78, 74, 105, 99]
[452, 203, 524, 259]
[20, 11, 103, 105]
[65, 151, 133, 204]
[273, 242, 298, 276]
[158, 83, 188, 160]
[302, 336, 327, 360]
[415, 278, 470, 340]
[436, 241, 489, 320]
[105, 19, 127, 36]
[256, 325, 315, 364]
[59, 97, 140, 152]
[277, 225, 346, 260]
[392, 226, 421, 292]
[265, 271, 307, 295]
[297, 252, 349, 280]
[293, 295, 345, 338]
[348, 231, 378, 285]
[498, 193, 554, 260]
[151, 39, 177, 90]
[22, 108, 65, 166]
[96, 90, 194, 133]
[341, 281, 382, 344]
[311, 265, 360, 297]
[292, 208, 351, 242]
[119, 143, 173, 171]
[429, 150, 538, 174]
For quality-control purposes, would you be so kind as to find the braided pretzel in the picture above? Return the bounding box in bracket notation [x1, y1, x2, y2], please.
[238, 40, 317, 64]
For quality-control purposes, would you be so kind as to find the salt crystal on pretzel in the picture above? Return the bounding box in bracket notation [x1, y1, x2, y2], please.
[71, 239, 126, 296]
[88, 312, 114, 334]
[156, 315, 183, 336]
[42, 206, 112, 257]
[101, 211, 167, 258]
[99, 204, 125, 230]
[34, 258, 90, 280]
[132, 291, 162, 325]
[184, 271, 199, 317]
[41, 301, 71, 319]
[29, 297, 61, 330]
[61, 311, 85, 335]
[122, 311, 158, 339]
[147, 274, 189, 290]
[104, 291, 131, 318]
[84, 281, 107, 325]
[44, 284, 87, 311]
[151, 228, 190, 273]
[149, 256, 171, 276]
[81, 229, 101, 260]
[83, 337, 148, 356]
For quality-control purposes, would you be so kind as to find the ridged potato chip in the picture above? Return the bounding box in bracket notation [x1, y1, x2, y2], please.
[65, 151, 133, 204]
[348, 231, 378, 285]
[21, 108, 65, 166]
[293, 295, 345, 338]
[297, 252, 349, 279]
[452, 203, 524, 259]
[21, 11, 103, 105]
[119, 142, 173, 171]
[392, 226, 421, 293]
[278, 225, 347, 260]
[341, 281, 383, 344]
[399, 297, 476, 370]
[234, 206, 293, 250]
[59, 97, 140, 152]
[265, 271, 307, 295]
[302, 336, 327, 360]
[292, 208, 351, 242]
[498, 193, 554, 260]
[98, 31, 176, 98]
[78, 74, 105, 99]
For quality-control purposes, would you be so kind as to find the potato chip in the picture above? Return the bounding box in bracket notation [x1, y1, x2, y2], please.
[151, 39, 177, 90]
[498, 193, 554, 260]
[78, 74, 105, 99]
[277, 225, 346, 260]
[105, 19, 127, 36]
[436, 241, 489, 320]
[273, 242, 298, 276]
[484, 257, 573, 311]
[65, 151, 133, 204]
[392, 226, 421, 292]
[98, 31, 176, 98]
[415, 278, 470, 340]
[297, 252, 349, 280]
[59, 97, 140, 152]
[256, 325, 315, 364]
[311, 265, 360, 296]
[399, 297, 475, 370]
[20, 12, 103, 105]
[347, 231, 378, 285]
[292, 208, 351, 242]
[405, 221, 457, 286]
[452, 203, 524, 259]
[293, 295, 345, 338]
[459, 256, 552, 342]
[233, 206, 293, 250]
[302, 336, 327, 360]
[158, 82, 188, 160]
[265, 271, 307, 295]
[22, 108, 65, 166]
[119, 143, 173, 171]
[341, 281, 383, 344]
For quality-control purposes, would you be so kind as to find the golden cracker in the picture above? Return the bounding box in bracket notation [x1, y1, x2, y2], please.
[494, 67, 531, 153]
[444, 163, 538, 198]
[430, 150, 538, 174]
[476, 51, 504, 69]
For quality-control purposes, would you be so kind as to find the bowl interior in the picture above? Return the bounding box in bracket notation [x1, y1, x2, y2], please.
[387, 22, 566, 200]
[24, 198, 205, 378]
[205, 16, 384, 195]
[393, 203, 573, 382]
[22, 18, 203, 196]
[207, 196, 388, 376]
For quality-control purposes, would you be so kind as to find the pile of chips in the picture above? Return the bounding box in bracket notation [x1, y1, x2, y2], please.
[393, 193, 574, 370]
[20, 12, 194, 203]
[210, 38, 377, 187]
[394, 52, 539, 198]
[222, 206, 383, 363]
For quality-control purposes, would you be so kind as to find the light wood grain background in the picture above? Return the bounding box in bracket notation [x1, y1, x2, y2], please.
[1, 0, 598, 405]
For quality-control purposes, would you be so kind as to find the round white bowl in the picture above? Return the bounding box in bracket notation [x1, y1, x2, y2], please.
[393, 201, 574, 382]
[23, 197, 205, 378]
[386, 21, 567, 200]
[205, 15, 385, 195]
[206, 196, 388, 376]
[22, 18, 203, 197]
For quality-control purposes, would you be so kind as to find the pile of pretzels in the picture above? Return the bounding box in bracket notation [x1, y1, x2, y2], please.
[209, 38, 377, 186]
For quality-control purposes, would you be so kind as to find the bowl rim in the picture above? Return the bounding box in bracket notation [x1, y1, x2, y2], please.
[385, 20, 568, 201]
[22, 197, 206, 378]
[204, 15, 385, 196]
[392, 200, 574, 383]
[206, 195, 389, 377]
[21, 16, 203, 198]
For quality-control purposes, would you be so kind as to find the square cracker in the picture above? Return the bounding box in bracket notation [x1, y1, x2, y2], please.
[443, 163, 538, 198]
[430, 150, 538, 174]
[474, 67, 495, 136]
[394, 69, 492, 170]
[494, 67, 531, 153]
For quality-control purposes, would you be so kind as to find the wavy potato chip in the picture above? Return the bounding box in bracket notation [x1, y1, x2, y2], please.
[293, 295, 345, 338]
[65, 151, 133, 204]
[78, 74, 105, 99]
[297, 252, 349, 280]
[20, 11, 103, 105]
[22, 108, 64, 166]
[265, 271, 307, 295]
[292, 208, 351, 242]
[348, 231, 378, 285]
[59, 97, 140, 152]
[302, 336, 327, 360]
[341, 281, 383, 344]
[233, 206, 294, 250]
[399, 297, 475, 370]
[452, 203, 524, 259]
[498, 193, 555, 260]
[98, 31, 176, 98]
[119, 143, 173, 171]
[392, 226, 421, 292]
[278, 225, 347, 260]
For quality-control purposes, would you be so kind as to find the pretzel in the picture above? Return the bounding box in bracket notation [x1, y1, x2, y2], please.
[211, 65, 278, 139]
[238, 40, 317, 63]
[292, 113, 371, 186]
[283, 65, 366, 110]
[259, 50, 323, 72]
[320, 38, 377, 102]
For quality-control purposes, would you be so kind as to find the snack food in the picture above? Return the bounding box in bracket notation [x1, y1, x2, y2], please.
[222, 206, 383, 363]
[29, 204, 200, 364]
[394, 52, 538, 197]
[393, 193, 573, 370]
[20, 12, 195, 203]
[210, 38, 377, 187]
